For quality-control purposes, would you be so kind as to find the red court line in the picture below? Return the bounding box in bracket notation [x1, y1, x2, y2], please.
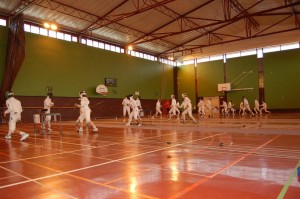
[168, 134, 281, 199]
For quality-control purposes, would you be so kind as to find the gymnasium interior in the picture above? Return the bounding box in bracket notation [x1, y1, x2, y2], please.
[0, 1, 300, 198]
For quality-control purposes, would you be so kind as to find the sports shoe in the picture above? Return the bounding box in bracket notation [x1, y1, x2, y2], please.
[125, 123, 130, 126]
[137, 123, 142, 126]
[77, 128, 83, 132]
[20, 133, 29, 141]
[47, 128, 52, 131]
[92, 127, 98, 132]
[5, 135, 11, 140]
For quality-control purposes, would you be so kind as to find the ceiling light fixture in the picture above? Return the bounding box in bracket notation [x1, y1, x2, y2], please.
[44, 22, 58, 30]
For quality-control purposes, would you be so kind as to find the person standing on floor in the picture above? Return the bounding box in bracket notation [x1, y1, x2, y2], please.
[42, 92, 54, 131]
[4, 91, 29, 141]
[135, 96, 143, 120]
[122, 96, 130, 122]
[126, 95, 142, 126]
[228, 100, 235, 116]
[242, 96, 255, 116]
[75, 91, 98, 133]
[220, 100, 228, 116]
[169, 94, 177, 120]
[152, 99, 162, 118]
[253, 98, 261, 115]
[180, 93, 198, 124]
[197, 98, 206, 118]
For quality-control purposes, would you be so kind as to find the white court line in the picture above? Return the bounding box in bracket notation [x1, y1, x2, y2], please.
[0, 132, 226, 189]
[0, 166, 77, 198]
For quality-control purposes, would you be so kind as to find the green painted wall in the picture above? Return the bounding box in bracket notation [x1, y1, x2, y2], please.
[4, 32, 174, 99]
[264, 49, 300, 109]
[0, 26, 8, 87]
[226, 55, 259, 108]
[197, 60, 224, 97]
[177, 64, 196, 105]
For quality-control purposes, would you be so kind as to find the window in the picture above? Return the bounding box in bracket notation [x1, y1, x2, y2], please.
[57, 32, 64, 40]
[241, 49, 256, 56]
[110, 45, 116, 52]
[49, 30, 57, 38]
[197, 57, 209, 63]
[263, 45, 280, 53]
[87, 39, 93, 46]
[0, 19, 6, 26]
[209, 54, 223, 61]
[65, 34, 71, 41]
[30, 25, 40, 34]
[104, 44, 110, 50]
[40, 28, 48, 36]
[81, 39, 86, 44]
[99, 42, 104, 49]
[92, 41, 99, 48]
[72, 36, 77, 42]
[281, 42, 299, 51]
[226, 52, 240, 59]
[24, 24, 31, 32]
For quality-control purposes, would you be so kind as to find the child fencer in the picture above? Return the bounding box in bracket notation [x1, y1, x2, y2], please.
[75, 91, 98, 132]
[260, 101, 271, 113]
[220, 100, 228, 116]
[253, 98, 262, 115]
[42, 92, 54, 131]
[152, 99, 162, 118]
[197, 98, 206, 118]
[175, 101, 181, 118]
[206, 98, 214, 118]
[4, 91, 29, 141]
[135, 96, 143, 120]
[228, 100, 235, 116]
[126, 95, 142, 126]
[169, 94, 178, 120]
[242, 96, 255, 116]
[180, 93, 198, 124]
[122, 96, 130, 122]
[239, 101, 245, 115]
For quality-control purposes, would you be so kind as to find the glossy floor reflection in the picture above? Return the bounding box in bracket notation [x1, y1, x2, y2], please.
[0, 113, 300, 199]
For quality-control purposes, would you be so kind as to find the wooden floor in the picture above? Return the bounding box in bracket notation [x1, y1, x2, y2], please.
[0, 113, 300, 199]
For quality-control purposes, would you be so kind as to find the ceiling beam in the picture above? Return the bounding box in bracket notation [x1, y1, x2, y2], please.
[23, 0, 176, 49]
[161, 27, 300, 58]
[130, 0, 215, 44]
[86, 0, 176, 32]
[10, 0, 36, 16]
[158, 0, 300, 56]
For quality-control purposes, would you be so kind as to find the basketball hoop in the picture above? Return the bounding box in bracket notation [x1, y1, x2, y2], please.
[96, 84, 108, 96]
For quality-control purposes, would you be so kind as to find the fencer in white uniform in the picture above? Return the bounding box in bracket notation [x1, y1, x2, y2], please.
[206, 98, 214, 118]
[122, 96, 130, 121]
[220, 100, 228, 116]
[169, 94, 177, 120]
[153, 99, 162, 118]
[242, 96, 255, 116]
[253, 98, 261, 115]
[42, 92, 54, 131]
[135, 96, 142, 120]
[260, 101, 271, 113]
[180, 93, 198, 123]
[76, 91, 98, 132]
[197, 98, 205, 118]
[126, 95, 141, 126]
[228, 100, 235, 116]
[239, 101, 245, 115]
[4, 91, 29, 141]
